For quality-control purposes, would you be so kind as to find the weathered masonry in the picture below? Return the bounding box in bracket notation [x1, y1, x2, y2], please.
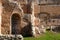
[0, 0, 32, 37]
[0, 0, 60, 37]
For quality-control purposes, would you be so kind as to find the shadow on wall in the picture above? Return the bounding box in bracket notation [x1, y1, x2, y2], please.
[21, 22, 32, 37]
[52, 25, 60, 33]
[21, 19, 32, 37]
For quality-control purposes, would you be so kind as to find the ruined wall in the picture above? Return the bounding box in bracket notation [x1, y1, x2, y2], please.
[34, 4, 60, 25]
[34, 4, 60, 15]
[0, 0, 3, 34]
[1, 0, 60, 36]
[0, 0, 32, 37]
[34, 4, 60, 35]
[40, 5, 60, 15]
[1, 0, 23, 34]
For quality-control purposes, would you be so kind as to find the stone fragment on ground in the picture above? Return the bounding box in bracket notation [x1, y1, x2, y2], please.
[0, 35, 23, 40]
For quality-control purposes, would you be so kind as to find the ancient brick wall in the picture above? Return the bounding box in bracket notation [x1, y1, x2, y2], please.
[0, 0, 32, 37]
[1, 0, 23, 34]
[1, 0, 60, 37]
[34, 4, 60, 15]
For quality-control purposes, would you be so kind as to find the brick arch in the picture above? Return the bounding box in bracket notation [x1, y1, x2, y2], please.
[38, 12, 50, 18]
[11, 13, 21, 34]
[39, 12, 51, 24]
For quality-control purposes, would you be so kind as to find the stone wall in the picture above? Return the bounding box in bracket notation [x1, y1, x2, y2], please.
[1, 0, 60, 37]
[0, 0, 32, 37]
[1, 0, 23, 34]
[0, 0, 3, 34]
[34, 4, 60, 15]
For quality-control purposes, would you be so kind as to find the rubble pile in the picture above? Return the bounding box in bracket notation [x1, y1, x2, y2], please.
[0, 35, 23, 40]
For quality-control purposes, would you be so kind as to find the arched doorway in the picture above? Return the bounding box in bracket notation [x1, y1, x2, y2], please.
[11, 13, 21, 34]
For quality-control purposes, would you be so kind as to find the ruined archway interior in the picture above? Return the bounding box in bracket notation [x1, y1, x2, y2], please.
[11, 13, 21, 34]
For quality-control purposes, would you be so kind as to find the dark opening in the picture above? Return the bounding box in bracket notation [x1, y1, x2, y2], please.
[11, 14, 21, 34]
[21, 14, 32, 37]
[52, 25, 60, 32]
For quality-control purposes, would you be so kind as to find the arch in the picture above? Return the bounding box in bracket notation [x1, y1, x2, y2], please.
[39, 12, 50, 18]
[11, 13, 21, 34]
[38, 12, 50, 24]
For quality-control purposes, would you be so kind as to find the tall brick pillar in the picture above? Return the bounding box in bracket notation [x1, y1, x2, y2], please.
[0, 0, 3, 35]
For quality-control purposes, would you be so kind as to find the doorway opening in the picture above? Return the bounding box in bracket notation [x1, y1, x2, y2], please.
[11, 13, 21, 34]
